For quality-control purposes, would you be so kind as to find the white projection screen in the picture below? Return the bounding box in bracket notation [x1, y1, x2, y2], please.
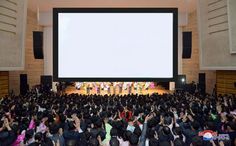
[53, 8, 178, 81]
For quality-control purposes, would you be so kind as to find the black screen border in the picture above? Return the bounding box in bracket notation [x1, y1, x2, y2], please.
[53, 8, 178, 82]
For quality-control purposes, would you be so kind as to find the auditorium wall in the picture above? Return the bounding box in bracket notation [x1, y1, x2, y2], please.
[0, 71, 9, 97]
[216, 70, 236, 95]
[182, 11, 216, 94]
[9, 9, 44, 95]
[5, 8, 218, 94]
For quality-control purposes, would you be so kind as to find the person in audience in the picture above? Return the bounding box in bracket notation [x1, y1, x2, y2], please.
[0, 86, 236, 146]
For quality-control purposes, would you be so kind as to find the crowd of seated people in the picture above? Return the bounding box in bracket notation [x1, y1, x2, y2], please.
[0, 88, 235, 146]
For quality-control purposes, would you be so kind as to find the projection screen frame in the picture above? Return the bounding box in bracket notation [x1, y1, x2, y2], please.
[53, 8, 178, 82]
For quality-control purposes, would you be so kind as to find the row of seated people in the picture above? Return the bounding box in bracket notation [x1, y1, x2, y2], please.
[0, 89, 235, 146]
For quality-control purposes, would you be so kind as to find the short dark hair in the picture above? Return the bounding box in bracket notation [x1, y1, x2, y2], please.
[191, 121, 200, 130]
[191, 136, 203, 146]
[133, 125, 142, 137]
[88, 138, 99, 146]
[149, 138, 159, 146]
[109, 137, 120, 146]
[173, 138, 184, 146]
[123, 130, 132, 141]
[159, 141, 171, 146]
[162, 126, 171, 135]
[227, 121, 236, 131]
[110, 128, 118, 137]
[129, 134, 139, 145]
[164, 116, 172, 125]
[24, 129, 34, 144]
[34, 132, 43, 142]
[49, 123, 59, 134]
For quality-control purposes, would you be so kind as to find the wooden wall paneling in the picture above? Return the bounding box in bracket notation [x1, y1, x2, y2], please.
[216, 71, 236, 95]
[0, 71, 9, 97]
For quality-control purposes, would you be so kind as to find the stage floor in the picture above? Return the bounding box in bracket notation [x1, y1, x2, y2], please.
[65, 85, 171, 95]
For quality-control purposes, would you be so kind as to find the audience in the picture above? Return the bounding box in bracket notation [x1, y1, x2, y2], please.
[0, 87, 235, 146]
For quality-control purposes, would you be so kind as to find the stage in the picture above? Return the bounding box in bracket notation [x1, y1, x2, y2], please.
[65, 85, 171, 95]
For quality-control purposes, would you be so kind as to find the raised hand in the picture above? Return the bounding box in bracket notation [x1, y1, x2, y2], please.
[159, 115, 164, 124]
[145, 113, 153, 122]
[187, 114, 194, 122]
[72, 114, 81, 131]
[4, 118, 11, 131]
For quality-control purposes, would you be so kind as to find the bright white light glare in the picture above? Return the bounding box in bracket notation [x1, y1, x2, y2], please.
[181, 78, 185, 82]
[58, 13, 174, 78]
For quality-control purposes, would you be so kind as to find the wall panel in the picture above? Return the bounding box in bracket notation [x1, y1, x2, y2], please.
[216, 70, 236, 95]
[198, 0, 236, 69]
[0, 0, 27, 70]
[0, 71, 9, 97]
[182, 11, 216, 94]
[9, 9, 43, 95]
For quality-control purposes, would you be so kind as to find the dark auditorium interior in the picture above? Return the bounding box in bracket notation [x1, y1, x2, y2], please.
[0, 0, 236, 146]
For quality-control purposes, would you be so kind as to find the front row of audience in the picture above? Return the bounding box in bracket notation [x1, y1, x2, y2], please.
[0, 90, 235, 146]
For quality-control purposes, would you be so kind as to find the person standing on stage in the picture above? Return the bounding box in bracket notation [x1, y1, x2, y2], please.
[97, 83, 101, 94]
[112, 82, 116, 95]
[119, 82, 123, 94]
[107, 82, 111, 94]
[144, 82, 150, 90]
[128, 83, 132, 94]
[134, 82, 138, 94]
[139, 82, 143, 94]
[86, 83, 90, 94]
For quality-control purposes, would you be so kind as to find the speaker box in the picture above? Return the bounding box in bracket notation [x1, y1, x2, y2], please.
[33, 31, 44, 59]
[40, 75, 52, 89]
[182, 31, 192, 59]
[20, 74, 28, 95]
[198, 73, 206, 95]
[175, 75, 186, 90]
